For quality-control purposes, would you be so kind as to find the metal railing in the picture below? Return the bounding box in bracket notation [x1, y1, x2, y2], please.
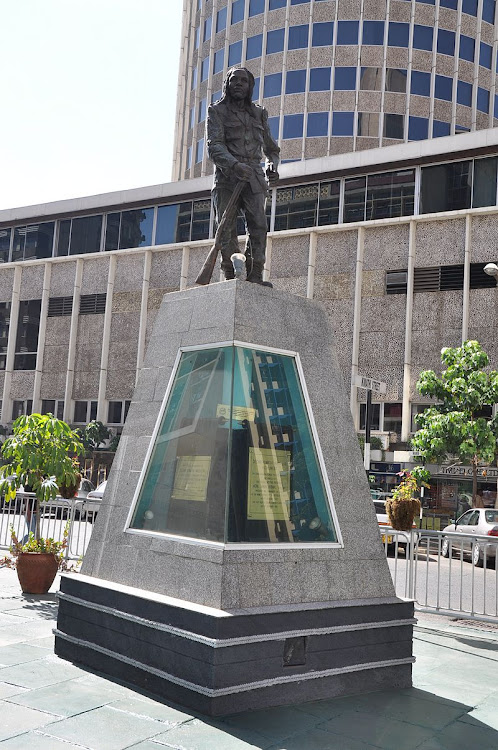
[0, 494, 94, 562]
[383, 527, 498, 622]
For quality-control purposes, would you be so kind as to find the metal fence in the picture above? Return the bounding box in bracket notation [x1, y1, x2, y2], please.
[2, 504, 498, 622]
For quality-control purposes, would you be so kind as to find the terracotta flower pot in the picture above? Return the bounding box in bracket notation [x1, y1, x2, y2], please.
[16, 552, 59, 594]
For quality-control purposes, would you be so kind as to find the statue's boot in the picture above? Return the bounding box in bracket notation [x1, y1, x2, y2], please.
[246, 268, 273, 288]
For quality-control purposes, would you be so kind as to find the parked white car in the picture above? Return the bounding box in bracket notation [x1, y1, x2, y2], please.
[441, 508, 498, 567]
[75, 480, 107, 522]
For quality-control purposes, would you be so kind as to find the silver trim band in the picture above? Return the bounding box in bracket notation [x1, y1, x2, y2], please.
[57, 591, 415, 648]
[54, 628, 415, 697]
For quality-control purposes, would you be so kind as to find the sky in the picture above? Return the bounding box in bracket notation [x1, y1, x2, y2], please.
[0, 0, 183, 210]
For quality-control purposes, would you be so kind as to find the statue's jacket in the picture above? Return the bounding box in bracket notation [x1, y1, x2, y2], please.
[206, 98, 280, 194]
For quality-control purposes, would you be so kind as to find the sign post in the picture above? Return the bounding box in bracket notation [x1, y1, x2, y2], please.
[354, 374, 387, 471]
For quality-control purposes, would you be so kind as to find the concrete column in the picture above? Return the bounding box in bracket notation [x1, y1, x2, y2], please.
[2, 266, 22, 423]
[462, 213, 471, 343]
[180, 246, 190, 291]
[63, 260, 83, 424]
[31, 263, 52, 414]
[136, 249, 152, 382]
[307, 231, 317, 299]
[350, 227, 365, 429]
[401, 221, 416, 442]
[97, 255, 117, 423]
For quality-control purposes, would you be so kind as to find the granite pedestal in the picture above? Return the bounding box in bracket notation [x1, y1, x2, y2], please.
[55, 281, 414, 715]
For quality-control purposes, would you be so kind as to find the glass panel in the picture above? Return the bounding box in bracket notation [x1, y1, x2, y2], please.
[435, 75, 453, 102]
[14, 299, 41, 371]
[359, 403, 380, 430]
[362, 20, 384, 45]
[288, 24, 309, 50]
[227, 347, 337, 543]
[473, 157, 498, 208]
[386, 69, 407, 93]
[216, 7, 227, 32]
[90, 401, 98, 421]
[203, 15, 212, 42]
[41, 400, 56, 416]
[264, 73, 282, 97]
[462, 0, 478, 14]
[388, 22, 409, 48]
[411, 70, 430, 96]
[457, 80, 472, 107]
[283, 113, 304, 139]
[119, 208, 154, 249]
[384, 402, 402, 440]
[332, 111, 354, 136]
[267, 28, 285, 54]
[344, 177, 366, 223]
[131, 348, 232, 542]
[312, 22, 333, 47]
[357, 112, 379, 137]
[247, 33, 263, 60]
[459, 35, 475, 62]
[105, 213, 120, 251]
[477, 88, 490, 113]
[337, 21, 358, 45]
[437, 29, 455, 56]
[69, 215, 102, 255]
[74, 401, 88, 423]
[228, 40, 242, 66]
[307, 111, 328, 137]
[408, 116, 428, 140]
[156, 204, 187, 245]
[383, 113, 404, 139]
[131, 346, 338, 545]
[309, 67, 331, 91]
[286, 69, 306, 94]
[23, 222, 54, 260]
[360, 67, 382, 91]
[480, 42, 492, 69]
[318, 181, 340, 226]
[413, 25, 433, 52]
[201, 57, 209, 82]
[0, 301, 11, 369]
[0, 228, 10, 263]
[483, 0, 495, 23]
[334, 67, 356, 90]
[249, 0, 265, 15]
[213, 49, 224, 74]
[231, 0, 244, 24]
[269, 0, 286, 7]
[12, 227, 25, 262]
[57, 220, 71, 256]
[191, 199, 211, 241]
[366, 170, 415, 220]
[275, 184, 318, 230]
[433, 120, 451, 137]
[420, 161, 472, 213]
[108, 401, 123, 424]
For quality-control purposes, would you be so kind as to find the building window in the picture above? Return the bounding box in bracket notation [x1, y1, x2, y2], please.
[344, 177, 366, 223]
[216, 7, 227, 32]
[411, 404, 429, 432]
[191, 67, 197, 90]
[408, 116, 428, 140]
[231, 0, 244, 24]
[156, 200, 210, 245]
[483, 0, 495, 24]
[73, 400, 98, 424]
[334, 67, 356, 90]
[288, 24, 309, 50]
[362, 20, 384, 45]
[267, 28, 285, 54]
[435, 75, 453, 102]
[41, 400, 65, 420]
[307, 112, 329, 137]
[366, 169, 415, 220]
[462, 0, 478, 15]
[440, 0, 457, 7]
[0, 229, 11, 263]
[104, 209, 153, 251]
[473, 157, 498, 208]
[203, 15, 212, 42]
[253, 77, 260, 99]
[357, 112, 379, 137]
[384, 403, 402, 440]
[388, 22, 409, 48]
[269, 0, 286, 7]
[228, 40, 242, 66]
[275, 184, 319, 230]
[285, 69, 306, 94]
[107, 400, 131, 425]
[413, 25, 433, 52]
[12, 400, 32, 421]
[249, 0, 265, 15]
[433, 120, 451, 138]
[195, 138, 204, 163]
[437, 29, 455, 56]
[480, 42, 492, 69]
[359, 402, 381, 431]
[194, 26, 200, 50]
[268, 116, 280, 140]
[421, 160, 472, 213]
[360, 67, 382, 91]
[312, 22, 333, 47]
[57, 215, 103, 256]
[309, 67, 331, 91]
[383, 113, 404, 139]
[332, 111, 354, 136]
[283, 113, 304, 139]
[264, 73, 282, 98]
[385, 69, 407, 93]
[247, 33, 263, 60]
[0, 301, 10, 370]
[457, 80, 472, 107]
[198, 98, 207, 123]
[411, 70, 431, 97]
[48, 296, 73, 317]
[477, 88, 490, 114]
[213, 48, 224, 74]
[317, 181, 340, 226]
[79, 294, 107, 315]
[459, 35, 475, 63]
[14, 299, 41, 371]
[186, 147, 192, 170]
[201, 56, 209, 82]
[12, 222, 54, 262]
[337, 21, 358, 45]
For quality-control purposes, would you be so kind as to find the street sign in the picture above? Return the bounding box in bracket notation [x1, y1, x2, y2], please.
[353, 374, 387, 395]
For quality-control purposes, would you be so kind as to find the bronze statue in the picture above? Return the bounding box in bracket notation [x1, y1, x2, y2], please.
[197, 67, 280, 287]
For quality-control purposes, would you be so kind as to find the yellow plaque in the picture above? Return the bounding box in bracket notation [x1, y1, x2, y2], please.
[247, 447, 291, 521]
[216, 404, 256, 421]
[171, 456, 211, 502]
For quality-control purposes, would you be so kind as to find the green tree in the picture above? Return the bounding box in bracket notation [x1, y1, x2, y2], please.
[412, 341, 498, 505]
[75, 420, 110, 454]
[0, 414, 84, 541]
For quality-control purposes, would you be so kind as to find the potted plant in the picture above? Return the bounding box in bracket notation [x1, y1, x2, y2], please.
[385, 468, 430, 531]
[0, 413, 84, 594]
[3, 524, 71, 594]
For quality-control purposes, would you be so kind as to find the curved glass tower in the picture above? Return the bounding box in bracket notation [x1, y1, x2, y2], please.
[173, 0, 498, 180]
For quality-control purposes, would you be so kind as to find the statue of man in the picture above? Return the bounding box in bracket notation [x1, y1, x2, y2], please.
[206, 66, 280, 287]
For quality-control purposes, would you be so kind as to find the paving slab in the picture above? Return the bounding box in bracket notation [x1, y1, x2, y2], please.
[0, 642, 52, 667]
[0, 701, 58, 742]
[0, 733, 86, 749]
[151, 718, 274, 749]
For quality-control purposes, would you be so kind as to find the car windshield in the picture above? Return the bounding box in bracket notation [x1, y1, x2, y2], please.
[485, 510, 498, 524]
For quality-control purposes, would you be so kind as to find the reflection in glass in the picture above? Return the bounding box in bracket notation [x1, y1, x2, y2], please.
[386, 69, 407, 93]
[318, 181, 340, 226]
[383, 113, 404, 139]
[359, 67, 382, 91]
[275, 184, 318, 230]
[12, 223, 54, 262]
[0, 301, 11, 369]
[191, 200, 211, 241]
[357, 112, 379, 137]
[473, 157, 498, 208]
[0, 229, 10, 263]
[14, 299, 41, 371]
[420, 161, 472, 213]
[119, 209, 154, 249]
[344, 177, 366, 223]
[366, 170, 415, 220]
[131, 346, 338, 544]
[69, 216, 103, 255]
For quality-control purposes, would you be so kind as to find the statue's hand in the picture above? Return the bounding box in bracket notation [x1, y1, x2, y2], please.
[266, 164, 279, 185]
[234, 163, 253, 181]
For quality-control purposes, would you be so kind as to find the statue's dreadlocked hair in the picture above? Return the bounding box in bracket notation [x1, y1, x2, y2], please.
[220, 67, 255, 106]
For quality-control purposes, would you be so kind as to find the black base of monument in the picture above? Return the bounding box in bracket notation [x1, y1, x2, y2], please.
[55, 574, 415, 716]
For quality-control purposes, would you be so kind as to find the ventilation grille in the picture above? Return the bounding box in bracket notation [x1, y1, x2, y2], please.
[386, 270, 408, 294]
[79, 294, 106, 315]
[48, 296, 73, 317]
[387, 263, 498, 294]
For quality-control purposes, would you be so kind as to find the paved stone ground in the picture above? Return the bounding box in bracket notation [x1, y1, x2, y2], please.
[0, 567, 497, 750]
